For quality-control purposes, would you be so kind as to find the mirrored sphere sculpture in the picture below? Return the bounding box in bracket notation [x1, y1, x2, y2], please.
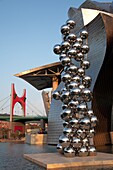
[52, 91, 60, 100]
[80, 30, 88, 39]
[61, 25, 70, 35]
[63, 127, 72, 137]
[66, 19, 76, 29]
[61, 108, 71, 121]
[61, 41, 71, 52]
[72, 137, 82, 148]
[69, 118, 79, 128]
[63, 120, 69, 127]
[88, 145, 97, 156]
[77, 129, 87, 139]
[53, 44, 62, 54]
[57, 143, 63, 153]
[64, 146, 76, 157]
[66, 33, 77, 44]
[78, 146, 88, 157]
[53, 18, 97, 157]
[59, 135, 70, 147]
[81, 60, 90, 69]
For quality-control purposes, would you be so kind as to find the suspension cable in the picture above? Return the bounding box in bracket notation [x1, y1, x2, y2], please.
[0, 97, 10, 110]
[0, 105, 10, 112]
[0, 95, 10, 103]
[27, 104, 43, 116]
[27, 99, 44, 116]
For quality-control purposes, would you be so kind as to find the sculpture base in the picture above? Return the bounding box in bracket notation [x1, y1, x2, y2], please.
[24, 152, 113, 170]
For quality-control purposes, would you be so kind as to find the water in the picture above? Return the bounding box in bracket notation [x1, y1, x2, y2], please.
[0, 142, 113, 170]
[0, 142, 56, 170]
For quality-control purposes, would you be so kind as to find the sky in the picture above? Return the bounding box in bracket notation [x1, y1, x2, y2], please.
[0, 0, 111, 116]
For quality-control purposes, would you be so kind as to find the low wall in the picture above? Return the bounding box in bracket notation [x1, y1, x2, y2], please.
[25, 134, 47, 144]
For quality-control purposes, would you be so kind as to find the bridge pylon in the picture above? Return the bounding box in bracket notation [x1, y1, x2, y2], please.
[10, 83, 26, 123]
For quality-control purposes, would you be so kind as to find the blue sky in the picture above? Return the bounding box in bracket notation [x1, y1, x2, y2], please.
[0, 0, 111, 116]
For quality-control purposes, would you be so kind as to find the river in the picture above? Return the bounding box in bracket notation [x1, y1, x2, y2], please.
[0, 142, 56, 170]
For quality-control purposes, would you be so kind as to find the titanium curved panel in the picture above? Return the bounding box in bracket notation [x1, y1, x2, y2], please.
[85, 14, 106, 91]
[48, 82, 64, 144]
[68, 8, 84, 34]
[92, 13, 113, 145]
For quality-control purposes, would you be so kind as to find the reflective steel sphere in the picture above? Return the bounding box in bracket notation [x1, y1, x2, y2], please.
[82, 138, 89, 146]
[69, 118, 79, 128]
[57, 143, 63, 153]
[59, 135, 70, 147]
[73, 42, 81, 52]
[67, 82, 78, 89]
[80, 30, 88, 39]
[78, 146, 88, 157]
[72, 137, 82, 148]
[67, 48, 77, 58]
[79, 84, 85, 90]
[64, 146, 75, 157]
[61, 24, 70, 35]
[72, 75, 81, 83]
[77, 68, 85, 77]
[82, 89, 93, 102]
[82, 76, 92, 88]
[66, 19, 76, 29]
[66, 33, 77, 44]
[79, 117, 91, 130]
[88, 109, 94, 117]
[76, 37, 83, 45]
[88, 145, 97, 156]
[77, 129, 86, 139]
[63, 121, 69, 127]
[61, 41, 71, 52]
[82, 44, 90, 54]
[63, 127, 72, 136]
[61, 108, 71, 121]
[53, 44, 62, 55]
[81, 60, 90, 69]
[61, 73, 71, 83]
[87, 128, 95, 138]
[62, 104, 68, 110]
[77, 103, 87, 114]
[59, 53, 67, 61]
[52, 91, 60, 100]
[67, 65, 78, 75]
[70, 87, 81, 99]
[76, 52, 84, 61]
[68, 100, 79, 109]
[61, 57, 71, 66]
[60, 91, 70, 104]
[90, 116, 98, 127]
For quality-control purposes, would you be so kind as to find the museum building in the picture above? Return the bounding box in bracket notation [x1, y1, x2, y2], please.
[15, 0, 113, 146]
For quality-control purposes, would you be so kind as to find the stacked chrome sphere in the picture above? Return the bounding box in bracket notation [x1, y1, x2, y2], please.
[52, 19, 97, 157]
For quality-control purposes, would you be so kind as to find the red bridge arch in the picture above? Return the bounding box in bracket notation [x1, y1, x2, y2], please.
[10, 83, 26, 122]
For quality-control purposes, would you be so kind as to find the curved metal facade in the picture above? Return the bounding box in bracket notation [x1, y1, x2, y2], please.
[48, 4, 113, 146]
